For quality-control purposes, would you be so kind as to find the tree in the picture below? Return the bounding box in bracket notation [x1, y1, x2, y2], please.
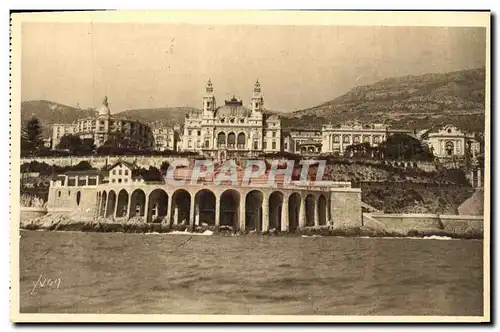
[79, 138, 96, 155]
[159, 161, 170, 174]
[138, 166, 163, 182]
[56, 134, 83, 154]
[344, 142, 375, 158]
[21, 116, 44, 155]
[378, 133, 434, 161]
[72, 161, 93, 171]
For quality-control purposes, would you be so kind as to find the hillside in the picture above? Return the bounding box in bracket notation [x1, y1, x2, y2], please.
[282, 68, 486, 133]
[20, 100, 95, 138]
[116, 107, 200, 126]
[20, 100, 200, 137]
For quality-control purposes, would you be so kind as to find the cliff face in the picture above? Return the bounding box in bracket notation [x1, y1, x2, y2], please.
[282, 68, 486, 133]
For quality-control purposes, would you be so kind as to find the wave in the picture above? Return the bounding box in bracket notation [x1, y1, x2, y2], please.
[356, 235, 457, 240]
[301, 235, 323, 238]
[165, 230, 213, 236]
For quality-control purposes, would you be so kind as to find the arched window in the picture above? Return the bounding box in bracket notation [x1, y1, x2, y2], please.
[237, 133, 246, 149]
[217, 132, 226, 147]
[76, 191, 81, 206]
[445, 141, 454, 156]
[333, 135, 340, 143]
[227, 132, 236, 148]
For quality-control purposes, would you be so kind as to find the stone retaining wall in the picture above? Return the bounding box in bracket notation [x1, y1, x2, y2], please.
[20, 207, 47, 222]
[365, 213, 484, 237]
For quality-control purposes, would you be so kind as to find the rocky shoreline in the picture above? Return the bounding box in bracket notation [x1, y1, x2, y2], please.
[21, 213, 483, 240]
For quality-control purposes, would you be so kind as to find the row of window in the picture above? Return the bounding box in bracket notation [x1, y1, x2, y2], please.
[331, 135, 383, 144]
[187, 130, 202, 136]
[65, 177, 97, 186]
[186, 139, 278, 150]
[111, 169, 129, 176]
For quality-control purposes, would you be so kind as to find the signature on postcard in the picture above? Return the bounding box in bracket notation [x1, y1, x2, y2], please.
[30, 274, 62, 295]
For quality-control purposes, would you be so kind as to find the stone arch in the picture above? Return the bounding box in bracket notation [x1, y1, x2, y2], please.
[245, 190, 263, 232]
[195, 189, 216, 226]
[318, 194, 327, 226]
[100, 191, 107, 217]
[269, 191, 284, 231]
[147, 189, 168, 223]
[129, 189, 146, 219]
[220, 189, 240, 229]
[172, 189, 191, 225]
[217, 132, 226, 147]
[305, 194, 316, 226]
[116, 189, 129, 218]
[227, 132, 236, 147]
[106, 190, 116, 218]
[288, 192, 301, 232]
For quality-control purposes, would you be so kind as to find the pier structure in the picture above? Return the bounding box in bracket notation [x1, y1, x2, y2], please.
[46, 161, 362, 232]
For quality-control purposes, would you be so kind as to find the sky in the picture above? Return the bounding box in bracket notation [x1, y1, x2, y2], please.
[21, 23, 486, 113]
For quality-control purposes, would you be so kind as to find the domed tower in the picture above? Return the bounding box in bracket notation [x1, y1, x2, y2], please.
[97, 96, 111, 118]
[251, 79, 264, 116]
[202, 79, 216, 118]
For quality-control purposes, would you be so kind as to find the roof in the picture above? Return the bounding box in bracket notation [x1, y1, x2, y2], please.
[299, 139, 323, 146]
[64, 169, 101, 176]
[214, 97, 251, 118]
[51, 175, 66, 181]
[105, 160, 139, 172]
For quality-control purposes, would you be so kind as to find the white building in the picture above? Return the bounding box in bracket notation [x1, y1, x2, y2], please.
[419, 124, 481, 159]
[283, 128, 323, 155]
[151, 123, 180, 151]
[51, 123, 77, 148]
[179, 80, 281, 158]
[51, 97, 154, 150]
[321, 122, 412, 154]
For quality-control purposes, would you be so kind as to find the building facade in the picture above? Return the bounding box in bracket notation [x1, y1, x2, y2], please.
[151, 122, 180, 152]
[419, 124, 481, 159]
[179, 80, 282, 158]
[321, 122, 413, 154]
[51, 96, 154, 150]
[284, 128, 323, 155]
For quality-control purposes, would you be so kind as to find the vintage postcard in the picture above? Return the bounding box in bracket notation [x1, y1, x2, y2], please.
[10, 10, 490, 323]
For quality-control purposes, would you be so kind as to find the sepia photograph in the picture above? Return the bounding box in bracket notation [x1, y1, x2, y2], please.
[9, 10, 490, 322]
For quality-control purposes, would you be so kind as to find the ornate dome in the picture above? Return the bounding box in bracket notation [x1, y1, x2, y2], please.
[215, 96, 251, 118]
[97, 96, 111, 117]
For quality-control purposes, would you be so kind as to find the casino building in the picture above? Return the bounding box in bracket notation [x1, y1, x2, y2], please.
[179, 80, 282, 158]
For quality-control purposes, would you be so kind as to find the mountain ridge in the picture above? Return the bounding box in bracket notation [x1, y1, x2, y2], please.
[281, 67, 485, 133]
